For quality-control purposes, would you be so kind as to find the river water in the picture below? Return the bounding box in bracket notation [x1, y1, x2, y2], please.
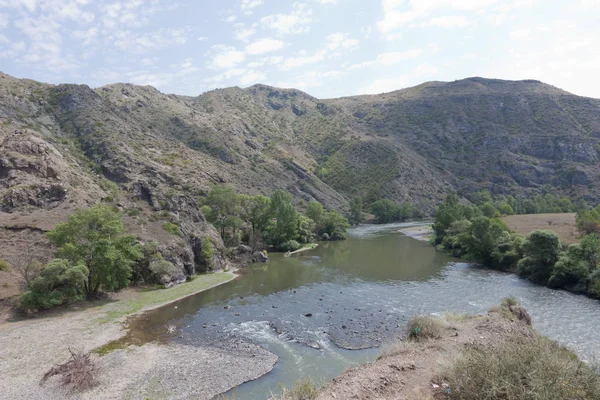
[128, 223, 600, 399]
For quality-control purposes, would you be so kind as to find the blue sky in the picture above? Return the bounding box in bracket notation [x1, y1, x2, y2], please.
[0, 0, 599, 98]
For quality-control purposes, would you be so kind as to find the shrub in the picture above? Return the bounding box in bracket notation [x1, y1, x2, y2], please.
[200, 237, 215, 271]
[280, 240, 302, 252]
[148, 259, 178, 280]
[0, 259, 10, 271]
[162, 222, 180, 236]
[517, 230, 560, 284]
[42, 348, 97, 392]
[588, 269, 600, 299]
[19, 259, 88, 312]
[406, 315, 446, 341]
[273, 377, 319, 400]
[443, 335, 600, 400]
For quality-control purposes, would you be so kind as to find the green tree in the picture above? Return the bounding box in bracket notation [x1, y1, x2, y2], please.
[239, 194, 271, 235]
[48, 205, 141, 299]
[370, 199, 400, 224]
[306, 201, 325, 231]
[517, 230, 560, 284]
[432, 195, 461, 243]
[200, 237, 215, 271]
[19, 259, 88, 311]
[202, 185, 240, 239]
[399, 203, 414, 221]
[458, 217, 507, 265]
[479, 202, 500, 218]
[321, 210, 350, 240]
[349, 197, 364, 225]
[268, 190, 299, 246]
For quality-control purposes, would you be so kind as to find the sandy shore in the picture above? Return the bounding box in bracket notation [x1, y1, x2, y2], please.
[0, 271, 278, 400]
[398, 224, 433, 242]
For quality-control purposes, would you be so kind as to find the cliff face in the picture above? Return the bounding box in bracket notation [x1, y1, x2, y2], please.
[2, 72, 600, 275]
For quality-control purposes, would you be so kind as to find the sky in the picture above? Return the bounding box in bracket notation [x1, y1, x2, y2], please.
[0, 0, 599, 99]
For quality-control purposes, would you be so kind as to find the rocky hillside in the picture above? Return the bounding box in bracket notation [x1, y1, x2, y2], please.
[2, 72, 600, 276]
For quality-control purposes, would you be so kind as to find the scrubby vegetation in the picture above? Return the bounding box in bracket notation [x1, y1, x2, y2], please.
[407, 315, 446, 341]
[201, 185, 349, 252]
[443, 335, 600, 400]
[272, 377, 320, 400]
[433, 194, 600, 299]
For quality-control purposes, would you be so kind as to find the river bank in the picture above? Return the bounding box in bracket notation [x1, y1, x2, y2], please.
[397, 224, 433, 242]
[0, 271, 278, 400]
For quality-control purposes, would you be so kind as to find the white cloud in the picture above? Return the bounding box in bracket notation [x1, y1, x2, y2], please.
[281, 50, 326, 70]
[239, 70, 266, 85]
[241, 0, 263, 15]
[349, 49, 422, 69]
[359, 63, 439, 94]
[198, 36, 208, 41]
[377, 0, 496, 33]
[261, 3, 313, 35]
[235, 26, 257, 42]
[245, 38, 285, 55]
[425, 15, 469, 28]
[326, 33, 359, 50]
[207, 45, 246, 69]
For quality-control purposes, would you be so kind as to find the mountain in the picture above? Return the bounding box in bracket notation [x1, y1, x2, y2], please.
[2, 72, 600, 274]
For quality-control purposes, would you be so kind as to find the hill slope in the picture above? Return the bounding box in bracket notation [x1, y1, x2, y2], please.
[2, 73, 600, 277]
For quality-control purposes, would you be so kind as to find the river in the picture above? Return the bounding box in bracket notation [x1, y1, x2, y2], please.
[126, 223, 600, 399]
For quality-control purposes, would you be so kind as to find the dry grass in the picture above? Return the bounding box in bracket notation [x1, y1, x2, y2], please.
[502, 213, 578, 244]
[41, 348, 98, 392]
[407, 315, 448, 341]
[442, 334, 600, 400]
[272, 377, 320, 400]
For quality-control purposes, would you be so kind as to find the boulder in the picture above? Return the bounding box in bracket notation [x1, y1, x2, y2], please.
[252, 251, 269, 263]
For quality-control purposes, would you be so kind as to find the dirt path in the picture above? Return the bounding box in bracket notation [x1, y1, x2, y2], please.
[316, 313, 532, 400]
[0, 271, 278, 400]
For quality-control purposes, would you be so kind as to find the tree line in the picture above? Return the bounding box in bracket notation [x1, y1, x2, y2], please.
[201, 186, 349, 252]
[433, 195, 600, 299]
[465, 190, 586, 217]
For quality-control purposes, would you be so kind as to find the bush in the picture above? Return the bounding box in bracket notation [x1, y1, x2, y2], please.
[443, 335, 600, 400]
[588, 269, 600, 299]
[406, 315, 446, 341]
[273, 377, 319, 400]
[280, 240, 302, 252]
[148, 259, 178, 280]
[517, 230, 560, 284]
[162, 222, 180, 236]
[200, 237, 215, 271]
[42, 349, 97, 392]
[0, 259, 10, 271]
[19, 259, 88, 312]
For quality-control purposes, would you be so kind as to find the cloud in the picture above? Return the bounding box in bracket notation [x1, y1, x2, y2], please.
[359, 63, 439, 94]
[207, 45, 246, 69]
[245, 38, 285, 55]
[261, 3, 313, 35]
[377, 0, 496, 33]
[235, 25, 257, 42]
[239, 70, 266, 85]
[349, 49, 422, 69]
[241, 0, 263, 15]
[281, 50, 326, 70]
[326, 33, 359, 50]
[425, 15, 469, 28]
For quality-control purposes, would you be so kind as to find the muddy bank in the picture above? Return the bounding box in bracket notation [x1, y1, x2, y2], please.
[0, 271, 278, 400]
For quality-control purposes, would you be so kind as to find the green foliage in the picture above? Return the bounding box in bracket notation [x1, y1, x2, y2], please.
[131, 241, 160, 284]
[443, 334, 600, 400]
[200, 237, 215, 271]
[48, 204, 142, 299]
[370, 199, 400, 224]
[148, 259, 178, 279]
[268, 190, 299, 246]
[279, 240, 302, 252]
[239, 194, 271, 234]
[407, 315, 446, 341]
[19, 259, 88, 312]
[576, 204, 600, 235]
[0, 259, 10, 271]
[320, 210, 349, 240]
[517, 230, 560, 284]
[202, 185, 240, 240]
[162, 222, 180, 236]
[306, 201, 324, 228]
[479, 201, 500, 218]
[296, 215, 316, 244]
[348, 197, 363, 225]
